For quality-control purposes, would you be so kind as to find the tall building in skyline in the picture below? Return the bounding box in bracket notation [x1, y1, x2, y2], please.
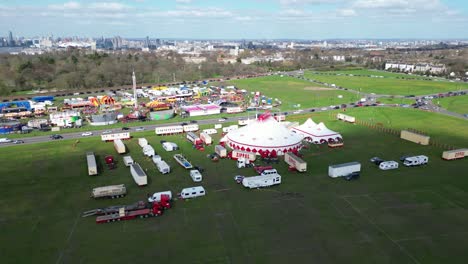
[8, 31, 14, 47]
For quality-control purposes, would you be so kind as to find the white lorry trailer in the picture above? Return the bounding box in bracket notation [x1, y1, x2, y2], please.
[91, 184, 126, 199]
[86, 152, 98, 176]
[403, 155, 428, 167]
[328, 162, 361, 178]
[442, 149, 468, 160]
[241, 174, 281, 189]
[130, 163, 148, 186]
[113, 139, 126, 154]
[152, 155, 170, 174]
[284, 152, 307, 172]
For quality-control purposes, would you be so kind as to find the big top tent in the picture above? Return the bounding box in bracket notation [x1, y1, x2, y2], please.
[290, 118, 343, 144]
[224, 112, 303, 157]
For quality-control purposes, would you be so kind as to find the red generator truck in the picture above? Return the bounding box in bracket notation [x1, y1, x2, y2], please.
[227, 149, 256, 162]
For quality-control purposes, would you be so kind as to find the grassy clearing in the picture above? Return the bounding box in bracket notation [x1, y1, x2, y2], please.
[229, 75, 359, 110]
[1, 108, 468, 263]
[315, 69, 435, 79]
[304, 71, 468, 96]
[436, 95, 468, 115]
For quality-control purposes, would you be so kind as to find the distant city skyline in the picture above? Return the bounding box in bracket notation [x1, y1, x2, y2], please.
[1, 0, 467, 39]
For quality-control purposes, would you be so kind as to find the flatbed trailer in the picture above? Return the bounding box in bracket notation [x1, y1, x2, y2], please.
[96, 201, 164, 224]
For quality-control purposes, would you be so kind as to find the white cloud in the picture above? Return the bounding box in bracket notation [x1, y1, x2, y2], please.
[176, 0, 193, 3]
[49, 1, 81, 10]
[280, 0, 340, 5]
[337, 9, 356, 17]
[88, 2, 128, 11]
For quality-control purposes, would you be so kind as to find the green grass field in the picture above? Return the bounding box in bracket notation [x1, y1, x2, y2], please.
[304, 71, 468, 96]
[313, 69, 436, 79]
[229, 75, 359, 110]
[436, 95, 468, 115]
[1, 108, 468, 263]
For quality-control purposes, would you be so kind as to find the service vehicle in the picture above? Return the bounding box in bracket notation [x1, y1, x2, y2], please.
[95, 198, 168, 224]
[130, 163, 148, 186]
[148, 191, 173, 203]
[370, 157, 385, 165]
[86, 152, 98, 176]
[200, 132, 212, 145]
[113, 139, 126, 154]
[152, 155, 170, 174]
[123, 156, 134, 167]
[241, 174, 281, 189]
[189, 169, 203, 182]
[215, 145, 227, 158]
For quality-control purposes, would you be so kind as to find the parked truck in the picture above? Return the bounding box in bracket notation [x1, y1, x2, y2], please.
[284, 152, 307, 172]
[82, 200, 148, 217]
[442, 149, 468, 160]
[328, 162, 361, 178]
[241, 174, 281, 189]
[402, 155, 428, 167]
[227, 149, 256, 161]
[148, 191, 173, 203]
[91, 184, 127, 199]
[86, 152, 98, 176]
[114, 139, 126, 154]
[152, 155, 170, 174]
[215, 145, 227, 158]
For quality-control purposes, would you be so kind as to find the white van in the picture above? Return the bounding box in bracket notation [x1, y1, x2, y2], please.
[189, 170, 203, 182]
[148, 191, 172, 203]
[379, 161, 399, 170]
[179, 186, 206, 199]
[123, 156, 134, 167]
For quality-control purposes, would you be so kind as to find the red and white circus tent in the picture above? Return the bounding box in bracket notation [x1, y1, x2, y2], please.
[222, 112, 303, 157]
[290, 118, 343, 144]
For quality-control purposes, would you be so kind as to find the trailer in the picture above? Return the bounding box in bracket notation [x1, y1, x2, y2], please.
[400, 130, 430, 145]
[242, 174, 281, 189]
[95, 200, 164, 224]
[337, 113, 356, 123]
[328, 162, 361, 178]
[222, 125, 239, 133]
[179, 186, 206, 199]
[86, 152, 98, 176]
[82, 200, 147, 217]
[403, 155, 428, 167]
[123, 156, 134, 167]
[227, 149, 256, 161]
[101, 132, 130, 141]
[162, 142, 178, 151]
[214, 124, 222, 129]
[284, 152, 307, 172]
[187, 132, 202, 145]
[155, 125, 184, 136]
[142, 145, 155, 157]
[442, 149, 468, 160]
[91, 184, 126, 199]
[200, 132, 212, 145]
[379, 161, 399, 170]
[202, 128, 217, 135]
[130, 163, 148, 186]
[215, 145, 227, 158]
[113, 139, 126, 154]
[152, 156, 170, 174]
[183, 124, 199, 132]
[138, 138, 148, 147]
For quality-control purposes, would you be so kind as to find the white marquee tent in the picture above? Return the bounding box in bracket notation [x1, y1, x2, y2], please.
[290, 118, 342, 144]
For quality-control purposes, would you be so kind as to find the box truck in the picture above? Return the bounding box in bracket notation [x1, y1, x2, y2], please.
[284, 152, 307, 172]
[113, 139, 126, 154]
[328, 162, 361, 178]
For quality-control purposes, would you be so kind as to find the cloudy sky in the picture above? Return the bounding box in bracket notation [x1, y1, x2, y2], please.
[1, 0, 467, 39]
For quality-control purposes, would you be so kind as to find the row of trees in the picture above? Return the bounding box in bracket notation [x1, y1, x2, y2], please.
[0, 50, 267, 96]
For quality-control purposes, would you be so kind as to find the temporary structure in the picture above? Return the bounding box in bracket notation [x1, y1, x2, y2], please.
[290, 118, 342, 144]
[223, 112, 303, 157]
